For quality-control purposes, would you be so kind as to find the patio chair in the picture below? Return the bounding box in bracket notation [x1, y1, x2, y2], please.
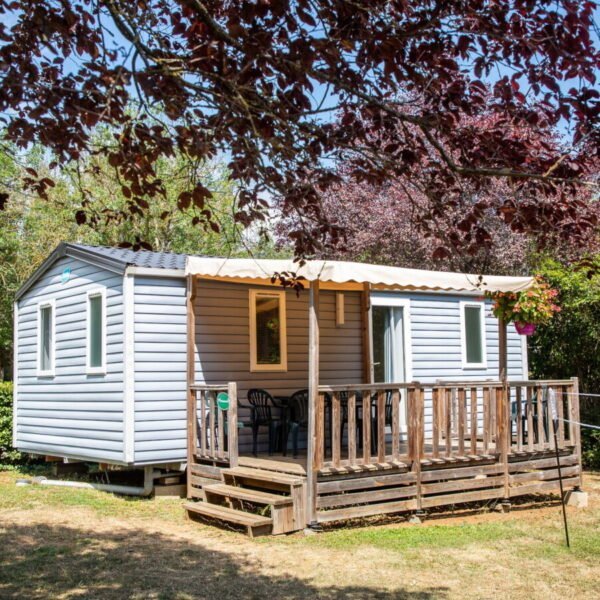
[511, 389, 551, 446]
[339, 391, 378, 454]
[368, 391, 395, 454]
[245, 388, 284, 456]
[510, 393, 528, 445]
[286, 389, 309, 458]
[286, 390, 344, 458]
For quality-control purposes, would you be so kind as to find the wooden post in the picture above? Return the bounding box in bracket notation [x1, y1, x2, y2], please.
[361, 283, 373, 384]
[431, 388, 440, 459]
[571, 377, 582, 489]
[307, 280, 320, 527]
[186, 275, 197, 500]
[498, 317, 510, 506]
[497, 386, 510, 506]
[498, 318, 507, 382]
[228, 381, 239, 468]
[410, 387, 424, 514]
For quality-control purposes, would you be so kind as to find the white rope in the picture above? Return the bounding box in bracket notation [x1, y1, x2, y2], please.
[562, 391, 600, 398]
[559, 417, 600, 431]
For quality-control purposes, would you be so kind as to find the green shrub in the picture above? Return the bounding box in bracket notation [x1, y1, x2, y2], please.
[529, 257, 600, 470]
[582, 429, 600, 471]
[0, 382, 21, 464]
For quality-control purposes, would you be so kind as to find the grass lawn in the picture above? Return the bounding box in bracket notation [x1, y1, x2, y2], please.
[0, 468, 599, 599]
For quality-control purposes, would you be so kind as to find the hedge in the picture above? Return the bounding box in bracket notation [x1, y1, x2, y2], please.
[0, 382, 21, 464]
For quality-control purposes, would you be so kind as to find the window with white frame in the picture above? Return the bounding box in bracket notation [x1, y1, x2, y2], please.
[249, 289, 287, 372]
[460, 301, 486, 368]
[37, 299, 55, 376]
[87, 289, 106, 374]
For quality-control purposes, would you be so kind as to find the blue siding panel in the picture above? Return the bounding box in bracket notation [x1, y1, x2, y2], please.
[371, 291, 524, 383]
[133, 276, 188, 465]
[15, 256, 125, 463]
[373, 291, 525, 430]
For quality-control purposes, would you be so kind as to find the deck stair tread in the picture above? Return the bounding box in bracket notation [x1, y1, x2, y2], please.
[204, 483, 292, 506]
[185, 501, 272, 527]
[224, 466, 305, 486]
[238, 456, 306, 476]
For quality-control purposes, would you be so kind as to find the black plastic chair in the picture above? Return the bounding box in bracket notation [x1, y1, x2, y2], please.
[286, 389, 309, 458]
[339, 391, 360, 447]
[371, 390, 394, 452]
[245, 388, 283, 456]
[512, 390, 548, 445]
[337, 391, 378, 454]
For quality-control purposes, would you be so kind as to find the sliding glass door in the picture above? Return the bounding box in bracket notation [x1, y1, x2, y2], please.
[371, 297, 411, 438]
[372, 305, 406, 384]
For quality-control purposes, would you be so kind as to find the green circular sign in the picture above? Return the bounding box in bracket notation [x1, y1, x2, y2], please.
[217, 392, 230, 411]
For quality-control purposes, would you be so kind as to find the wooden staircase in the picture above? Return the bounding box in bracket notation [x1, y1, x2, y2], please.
[185, 466, 307, 537]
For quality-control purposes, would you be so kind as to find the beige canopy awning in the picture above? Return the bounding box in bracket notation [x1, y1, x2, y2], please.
[185, 256, 533, 293]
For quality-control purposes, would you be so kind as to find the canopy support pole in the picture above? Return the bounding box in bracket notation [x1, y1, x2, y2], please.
[307, 280, 320, 528]
[499, 318, 507, 382]
[186, 274, 197, 500]
[498, 316, 511, 509]
[361, 283, 373, 384]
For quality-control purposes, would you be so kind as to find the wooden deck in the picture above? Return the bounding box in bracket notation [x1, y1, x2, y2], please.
[186, 378, 582, 535]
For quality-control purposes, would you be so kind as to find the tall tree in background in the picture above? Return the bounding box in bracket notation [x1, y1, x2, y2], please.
[277, 114, 599, 273]
[0, 136, 249, 378]
[284, 175, 532, 274]
[0, 1, 598, 260]
[61, 127, 245, 255]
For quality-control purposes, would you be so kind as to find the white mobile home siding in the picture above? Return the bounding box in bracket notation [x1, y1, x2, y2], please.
[133, 276, 188, 464]
[373, 291, 526, 433]
[372, 291, 525, 381]
[15, 256, 125, 462]
[15, 253, 529, 466]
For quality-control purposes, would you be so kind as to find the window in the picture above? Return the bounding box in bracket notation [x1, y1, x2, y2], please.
[37, 300, 55, 377]
[87, 289, 106, 374]
[460, 301, 486, 368]
[249, 289, 287, 372]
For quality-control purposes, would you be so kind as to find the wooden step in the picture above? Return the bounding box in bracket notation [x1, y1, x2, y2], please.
[223, 466, 305, 487]
[238, 455, 307, 476]
[204, 483, 292, 506]
[185, 501, 272, 537]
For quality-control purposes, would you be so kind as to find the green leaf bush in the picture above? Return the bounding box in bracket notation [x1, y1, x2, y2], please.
[530, 259, 600, 470]
[582, 429, 600, 471]
[0, 382, 21, 465]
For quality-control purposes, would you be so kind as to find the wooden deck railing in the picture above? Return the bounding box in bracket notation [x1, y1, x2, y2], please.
[187, 378, 578, 473]
[189, 383, 238, 466]
[315, 383, 419, 470]
[506, 380, 580, 454]
[316, 379, 579, 472]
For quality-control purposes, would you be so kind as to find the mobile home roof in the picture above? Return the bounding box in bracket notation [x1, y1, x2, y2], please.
[16, 242, 533, 300]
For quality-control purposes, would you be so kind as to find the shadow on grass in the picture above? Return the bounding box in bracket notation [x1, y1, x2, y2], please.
[0, 521, 448, 599]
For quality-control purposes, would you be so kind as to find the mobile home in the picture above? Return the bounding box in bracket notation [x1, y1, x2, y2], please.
[13, 243, 582, 535]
